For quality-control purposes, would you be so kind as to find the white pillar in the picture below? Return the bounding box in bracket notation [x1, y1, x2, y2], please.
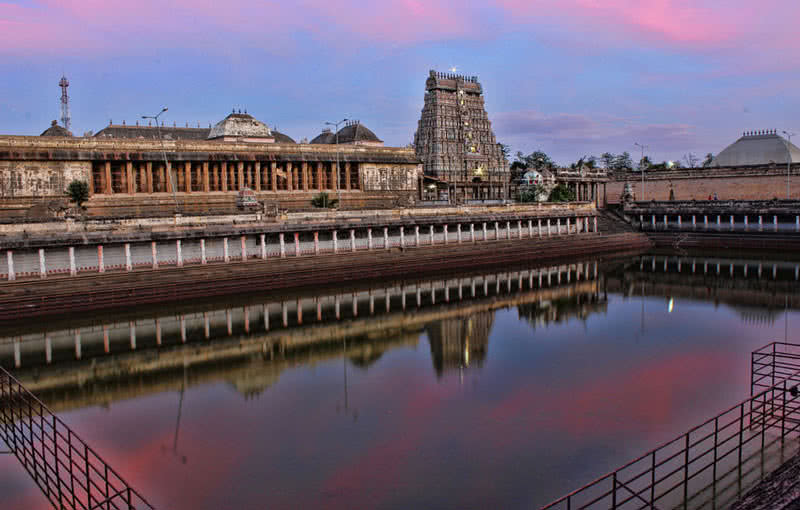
[547, 219, 552, 236]
[593, 217, 598, 232]
[457, 224, 462, 243]
[482, 222, 487, 241]
[716, 215, 721, 227]
[774, 215, 779, 232]
[368, 228, 373, 250]
[506, 221, 511, 238]
[556, 219, 561, 235]
[495, 221, 500, 240]
[692, 215, 696, 229]
[69, 246, 76, 276]
[223, 237, 230, 262]
[279, 233, 286, 258]
[444, 224, 449, 244]
[294, 233, 300, 257]
[652, 215, 656, 229]
[241, 235, 247, 261]
[13, 338, 20, 368]
[415, 226, 420, 246]
[384, 227, 389, 249]
[537, 219, 542, 237]
[704, 215, 708, 228]
[130, 322, 137, 350]
[260, 234, 267, 260]
[97, 245, 105, 273]
[351, 229, 356, 252]
[38, 248, 46, 279]
[124, 243, 132, 271]
[151, 242, 158, 269]
[730, 215, 734, 230]
[45, 335, 52, 364]
[470, 223, 475, 242]
[201, 239, 207, 264]
[758, 215, 763, 231]
[74, 330, 82, 360]
[528, 220, 533, 237]
[430, 225, 435, 244]
[400, 227, 405, 248]
[176, 240, 183, 267]
[565, 218, 570, 235]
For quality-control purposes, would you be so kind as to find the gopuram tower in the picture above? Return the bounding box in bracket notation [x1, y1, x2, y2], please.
[414, 70, 509, 201]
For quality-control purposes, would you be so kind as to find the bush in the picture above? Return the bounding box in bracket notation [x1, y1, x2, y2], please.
[66, 180, 90, 209]
[548, 184, 576, 202]
[311, 192, 338, 209]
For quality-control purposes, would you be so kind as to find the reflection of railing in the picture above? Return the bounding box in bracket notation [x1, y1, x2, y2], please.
[0, 367, 153, 510]
[541, 346, 800, 510]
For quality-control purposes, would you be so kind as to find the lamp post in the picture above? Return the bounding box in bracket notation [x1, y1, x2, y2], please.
[142, 107, 179, 212]
[325, 118, 348, 207]
[634, 142, 648, 201]
[783, 131, 796, 199]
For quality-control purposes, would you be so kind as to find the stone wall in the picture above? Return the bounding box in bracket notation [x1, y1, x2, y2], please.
[0, 160, 90, 198]
[607, 165, 800, 204]
[361, 163, 420, 192]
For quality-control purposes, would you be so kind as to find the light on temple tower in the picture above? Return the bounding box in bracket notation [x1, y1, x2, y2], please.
[59, 75, 71, 132]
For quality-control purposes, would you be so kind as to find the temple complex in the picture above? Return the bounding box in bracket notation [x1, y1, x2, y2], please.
[414, 71, 510, 201]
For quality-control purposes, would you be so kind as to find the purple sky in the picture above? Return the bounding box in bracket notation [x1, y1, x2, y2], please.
[1, 0, 799, 164]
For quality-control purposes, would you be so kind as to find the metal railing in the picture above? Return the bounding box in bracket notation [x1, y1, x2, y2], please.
[0, 366, 154, 510]
[541, 344, 800, 510]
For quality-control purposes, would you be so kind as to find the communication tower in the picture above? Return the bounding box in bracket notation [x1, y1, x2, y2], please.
[59, 75, 71, 132]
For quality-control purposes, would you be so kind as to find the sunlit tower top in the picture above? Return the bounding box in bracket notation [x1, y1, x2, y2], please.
[59, 75, 71, 132]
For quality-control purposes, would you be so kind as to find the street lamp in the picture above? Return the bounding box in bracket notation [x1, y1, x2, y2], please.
[634, 142, 649, 201]
[142, 107, 179, 212]
[783, 131, 796, 199]
[325, 118, 348, 206]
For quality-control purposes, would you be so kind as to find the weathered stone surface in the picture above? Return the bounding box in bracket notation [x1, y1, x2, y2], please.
[0, 160, 89, 197]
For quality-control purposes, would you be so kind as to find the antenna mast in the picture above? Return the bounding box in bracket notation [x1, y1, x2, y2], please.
[59, 75, 71, 132]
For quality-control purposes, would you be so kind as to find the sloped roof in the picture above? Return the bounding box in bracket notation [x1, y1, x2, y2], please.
[336, 121, 382, 144]
[310, 129, 336, 144]
[208, 112, 272, 140]
[712, 130, 800, 166]
[271, 129, 296, 144]
[40, 120, 73, 137]
[94, 124, 210, 140]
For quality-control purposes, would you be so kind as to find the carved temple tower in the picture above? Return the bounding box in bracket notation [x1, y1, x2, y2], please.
[414, 70, 509, 201]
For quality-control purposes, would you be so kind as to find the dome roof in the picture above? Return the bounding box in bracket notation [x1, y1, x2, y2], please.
[271, 129, 296, 144]
[208, 111, 272, 140]
[336, 121, 382, 144]
[310, 129, 336, 145]
[712, 130, 800, 166]
[40, 120, 73, 137]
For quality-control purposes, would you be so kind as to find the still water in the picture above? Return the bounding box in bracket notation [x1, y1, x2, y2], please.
[1, 254, 799, 509]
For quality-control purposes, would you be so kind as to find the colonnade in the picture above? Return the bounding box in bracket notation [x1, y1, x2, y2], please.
[640, 213, 800, 232]
[637, 255, 800, 280]
[2, 216, 599, 281]
[90, 160, 359, 195]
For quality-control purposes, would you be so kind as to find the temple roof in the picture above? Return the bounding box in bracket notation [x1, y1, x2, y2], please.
[208, 111, 273, 140]
[712, 130, 800, 166]
[311, 122, 383, 145]
[40, 120, 73, 137]
[94, 124, 210, 140]
[310, 129, 336, 145]
[271, 129, 296, 144]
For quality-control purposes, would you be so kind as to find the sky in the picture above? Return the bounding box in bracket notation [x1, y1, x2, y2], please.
[1, 0, 799, 165]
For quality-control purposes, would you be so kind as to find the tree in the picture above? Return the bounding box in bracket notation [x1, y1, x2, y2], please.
[600, 152, 616, 169]
[637, 155, 652, 171]
[518, 184, 547, 203]
[311, 192, 338, 208]
[614, 152, 633, 171]
[65, 180, 89, 209]
[702, 153, 714, 167]
[548, 184, 576, 202]
[683, 153, 699, 168]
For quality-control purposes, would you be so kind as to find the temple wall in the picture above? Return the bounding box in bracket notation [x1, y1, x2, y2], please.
[607, 166, 800, 204]
[361, 163, 420, 191]
[0, 161, 90, 198]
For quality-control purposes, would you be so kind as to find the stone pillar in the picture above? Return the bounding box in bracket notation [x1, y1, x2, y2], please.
[547, 219, 552, 236]
[271, 162, 278, 192]
[345, 162, 351, 191]
[254, 162, 261, 192]
[280, 233, 286, 257]
[302, 162, 309, 192]
[537, 219, 542, 237]
[201, 239, 207, 264]
[124, 243, 132, 271]
[368, 229, 373, 250]
[241, 235, 248, 261]
[145, 162, 154, 193]
[203, 162, 210, 192]
[176, 240, 183, 267]
[495, 221, 499, 240]
[126, 161, 135, 193]
[470, 223, 475, 243]
[333, 230, 338, 253]
[716, 215, 721, 227]
[692, 215, 697, 229]
[593, 217, 598, 232]
[758, 215, 763, 230]
[104, 161, 113, 194]
[774, 215, 779, 232]
[678, 216, 682, 228]
[316, 162, 323, 191]
[557, 219, 562, 235]
[444, 224, 449, 244]
[69, 247, 76, 276]
[286, 162, 293, 191]
[350, 229, 356, 252]
[384, 227, 389, 250]
[223, 237, 230, 262]
[98, 245, 105, 273]
[221, 162, 228, 192]
[237, 162, 245, 191]
[457, 224, 462, 243]
[483, 222, 487, 241]
[38, 248, 46, 279]
[528, 220, 533, 237]
[314, 232, 320, 255]
[184, 162, 192, 192]
[400, 227, 405, 248]
[294, 233, 301, 257]
[415, 226, 420, 246]
[151, 242, 158, 269]
[260, 234, 267, 260]
[729, 215, 734, 230]
[430, 225, 435, 244]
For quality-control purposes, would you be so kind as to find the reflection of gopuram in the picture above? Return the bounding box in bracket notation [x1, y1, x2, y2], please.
[517, 293, 608, 329]
[427, 311, 493, 376]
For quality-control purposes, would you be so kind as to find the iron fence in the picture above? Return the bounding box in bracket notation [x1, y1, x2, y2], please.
[541, 343, 800, 510]
[0, 366, 154, 510]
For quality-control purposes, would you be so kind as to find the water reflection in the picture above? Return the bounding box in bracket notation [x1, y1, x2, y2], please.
[1, 253, 799, 510]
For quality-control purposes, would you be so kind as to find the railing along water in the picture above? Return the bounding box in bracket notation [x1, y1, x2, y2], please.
[0, 366, 154, 510]
[541, 343, 800, 510]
